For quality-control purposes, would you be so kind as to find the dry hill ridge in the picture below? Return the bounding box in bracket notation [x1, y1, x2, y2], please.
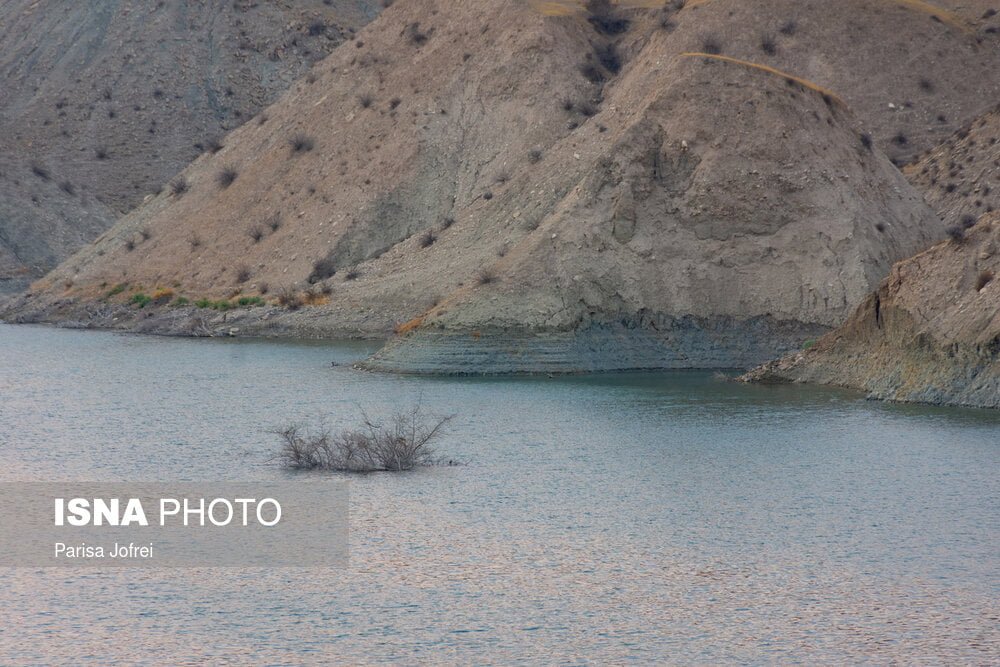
[742, 211, 1000, 409]
[6, 0, 997, 374]
[0, 0, 381, 291]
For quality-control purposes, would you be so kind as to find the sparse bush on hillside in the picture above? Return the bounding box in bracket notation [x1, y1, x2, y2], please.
[562, 98, 575, 112]
[976, 270, 995, 291]
[585, 0, 630, 35]
[892, 133, 908, 146]
[267, 212, 282, 232]
[131, 293, 152, 308]
[960, 214, 977, 229]
[528, 148, 543, 164]
[235, 265, 252, 283]
[124, 238, 136, 252]
[483, 191, 494, 201]
[580, 63, 605, 84]
[170, 177, 189, 196]
[860, 133, 873, 151]
[700, 35, 723, 55]
[945, 225, 965, 242]
[59, 180, 75, 196]
[595, 43, 621, 74]
[217, 166, 239, 188]
[476, 269, 496, 285]
[207, 138, 224, 154]
[389, 97, 402, 110]
[779, 20, 797, 35]
[289, 134, 315, 154]
[140, 229, 151, 241]
[578, 101, 598, 117]
[406, 22, 428, 45]
[918, 77, 934, 92]
[344, 269, 360, 281]
[275, 404, 453, 472]
[277, 287, 303, 310]
[189, 234, 202, 250]
[308, 19, 327, 36]
[95, 147, 109, 160]
[594, 44, 622, 74]
[31, 164, 50, 181]
[358, 94, 374, 108]
[310, 257, 337, 283]
[420, 230, 437, 248]
[760, 34, 777, 55]
[441, 217, 455, 230]
[249, 226, 265, 242]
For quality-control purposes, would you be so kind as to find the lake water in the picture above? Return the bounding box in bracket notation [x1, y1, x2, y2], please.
[0, 323, 997, 664]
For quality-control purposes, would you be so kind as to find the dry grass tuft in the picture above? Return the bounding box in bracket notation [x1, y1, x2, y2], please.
[394, 316, 425, 335]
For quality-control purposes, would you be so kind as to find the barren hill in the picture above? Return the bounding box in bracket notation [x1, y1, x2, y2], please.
[905, 104, 1000, 230]
[8, 0, 995, 373]
[742, 212, 1000, 408]
[0, 0, 380, 290]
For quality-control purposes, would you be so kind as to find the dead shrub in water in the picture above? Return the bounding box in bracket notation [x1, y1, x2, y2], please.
[275, 404, 453, 472]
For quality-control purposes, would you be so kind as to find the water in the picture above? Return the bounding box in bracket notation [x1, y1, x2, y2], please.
[0, 323, 997, 664]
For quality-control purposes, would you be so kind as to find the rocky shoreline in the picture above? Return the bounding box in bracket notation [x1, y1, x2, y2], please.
[740, 216, 1000, 410]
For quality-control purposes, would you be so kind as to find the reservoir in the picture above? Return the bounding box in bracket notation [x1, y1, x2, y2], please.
[0, 323, 996, 663]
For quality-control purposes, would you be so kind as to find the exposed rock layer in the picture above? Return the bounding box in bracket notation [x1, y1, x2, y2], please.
[742, 213, 1000, 409]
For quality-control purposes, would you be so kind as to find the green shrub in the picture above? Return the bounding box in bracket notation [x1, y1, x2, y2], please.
[131, 293, 152, 308]
[107, 283, 127, 297]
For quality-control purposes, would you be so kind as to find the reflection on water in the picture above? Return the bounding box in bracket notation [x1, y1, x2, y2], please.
[0, 324, 997, 664]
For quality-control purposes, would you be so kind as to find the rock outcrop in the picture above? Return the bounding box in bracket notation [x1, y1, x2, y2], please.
[742, 213, 1000, 409]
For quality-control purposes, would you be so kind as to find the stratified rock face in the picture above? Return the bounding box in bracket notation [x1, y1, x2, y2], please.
[906, 105, 1000, 230]
[9, 0, 984, 372]
[742, 213, 1000, 409]
[0, 0, 380, 288]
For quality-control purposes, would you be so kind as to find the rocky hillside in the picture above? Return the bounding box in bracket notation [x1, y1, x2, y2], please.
[0, 0, 380, 290]
[905, 104, 1000, 230]
[742, 212, 1000, 409]
[7, 0, 997, 373]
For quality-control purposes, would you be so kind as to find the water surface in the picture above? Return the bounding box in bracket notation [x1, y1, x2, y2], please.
[0, 324, 997, 664]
